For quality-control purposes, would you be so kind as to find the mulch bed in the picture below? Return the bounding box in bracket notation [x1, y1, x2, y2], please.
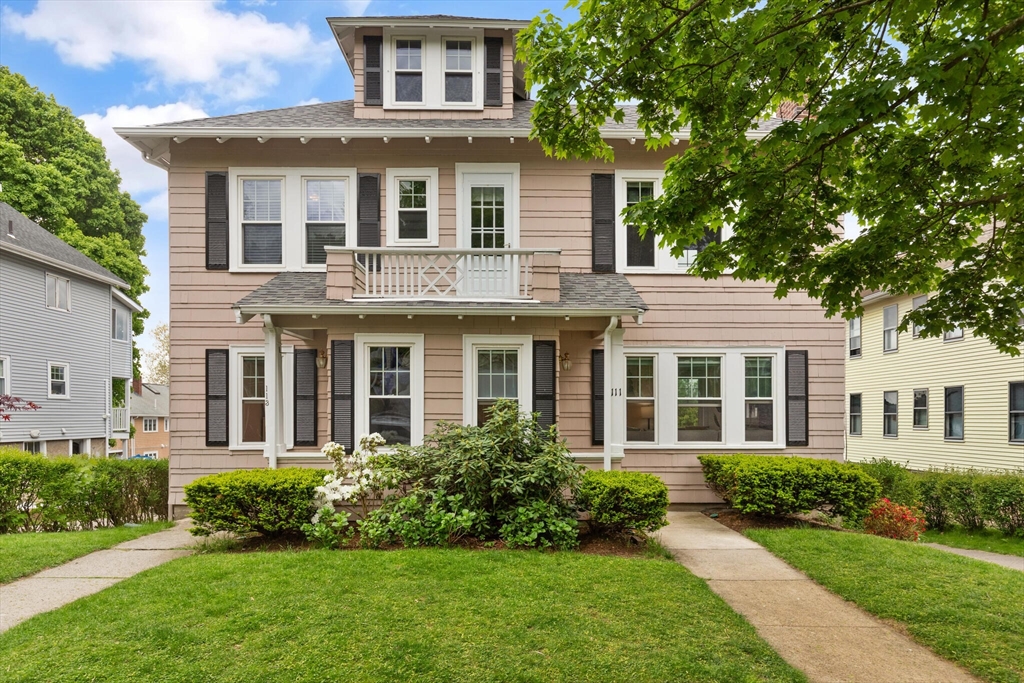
[702, 508, 841, 534]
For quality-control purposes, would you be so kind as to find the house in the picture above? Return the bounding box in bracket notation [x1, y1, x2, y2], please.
[121, 380, 170, 459]
[0, 202, 142, 456]
[845, 292, 1024, 471]
[115, 14, 845, 518]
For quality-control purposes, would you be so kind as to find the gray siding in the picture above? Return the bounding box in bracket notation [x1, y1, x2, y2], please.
[0, 252, 122, 444]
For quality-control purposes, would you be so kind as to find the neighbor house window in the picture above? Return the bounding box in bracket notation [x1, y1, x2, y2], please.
[444, 39, 473, 103]
[48, 362, 69, 398]
[944, 386, 964, 440]
[849, 393, 862, 436]
[911, 295, 928, 337]
[23, 442, 42, 454]
[143, 417, 157, 433]
[944, 327, 964, 341]
[46, 273, 70, 311]
[883, 305, 898, 351]
[394, 39, 423, 102]
[164, 418, 170, 432]
[913, 389, 929, 428]
[368, 346, 412, 445]
[1010, 382, 1024, 443]
[626, 356, 656, 442]
[849, 317, 862, 357]
[883, 390, 898, 437]
[0, 356, 8, 395]
[241, 355, 265, 443]
[112, 308, 129, 341]
[475, 349, 518, 425]
[241, 179, 283, 265]
[677, 356, 723, 443]
[625, 181, 655, 268]
[304, 179, 346, 265]
[744, 356, 774, 442]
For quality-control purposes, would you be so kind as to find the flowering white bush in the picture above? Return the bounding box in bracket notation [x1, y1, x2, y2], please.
[303, 434, 387, 547]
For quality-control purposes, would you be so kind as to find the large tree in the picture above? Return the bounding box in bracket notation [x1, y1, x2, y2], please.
[143, 323, 170, 386]
[520, 0, 1024, 353]
[0, 67, 149, 371]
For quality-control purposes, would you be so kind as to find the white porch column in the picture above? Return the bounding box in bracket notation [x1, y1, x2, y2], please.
[262, 315, 285, 468]
[604, 321, 626, 470]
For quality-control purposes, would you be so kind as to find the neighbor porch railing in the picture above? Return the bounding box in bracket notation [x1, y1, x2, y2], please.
[111, 407, 130, 433]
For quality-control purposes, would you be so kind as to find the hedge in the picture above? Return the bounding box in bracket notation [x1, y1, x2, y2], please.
[0, 447, 168, 532]
[577, 470, 669, 536]
[184, 468, 328, 537]
[699, 454, 880, 519]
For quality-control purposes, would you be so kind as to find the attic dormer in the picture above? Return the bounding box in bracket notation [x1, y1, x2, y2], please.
[328, 15, 529, 120]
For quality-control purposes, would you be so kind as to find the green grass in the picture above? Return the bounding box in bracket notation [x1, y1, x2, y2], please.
[921, 526, 1024, 557]
[0, 549, 804, 683]
[747, 528, 1024, 683]
[0, 522, 172, 584]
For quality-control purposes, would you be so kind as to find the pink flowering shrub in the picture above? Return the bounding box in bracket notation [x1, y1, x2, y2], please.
[863, 498, 927, 541]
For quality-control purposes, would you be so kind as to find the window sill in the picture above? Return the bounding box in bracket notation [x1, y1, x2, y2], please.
[943, 437, 965, 442]
[48, 395, 70, 400]
[622, 443, 786, 451]
[883, 349, 898, 354]
[849, 353, 862, 359]
[849, 433, 862, 437]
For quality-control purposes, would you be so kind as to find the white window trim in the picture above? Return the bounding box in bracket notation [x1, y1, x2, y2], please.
[0, 355, 9, 396]
[45, 273, 71, 312]
[141, 451, 159, 459]
[47, 361, 70, 399]
[943, 327, 965, 342]
[228, 167, 357, 273]
[618, 346, 787, 449]
[164, 417, 170, 432]
[142, 417, 158, 433]
[112, 307, 130, 343]
[883, 304, 899, 352]
[354, 334, 425, 446]
[23, 441, 46, 455]
[625, 353, 658, 444]
[383, 29, 484, 110]
[227, 345, 294, 451]
[911, 295, 928, 337]
[386, 168, 440, 247]
[913, 388, 929, 430]
[614, 169, 678, 274]
[675, 354, 726, 447]
[462, 335, 533, 425]
[849, 317, 862, 357]
[455, 163, 520, 248]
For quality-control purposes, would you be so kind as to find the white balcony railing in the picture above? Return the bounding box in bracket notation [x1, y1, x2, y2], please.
[327, 248, 561, 301]
[111, 407, 130, 434]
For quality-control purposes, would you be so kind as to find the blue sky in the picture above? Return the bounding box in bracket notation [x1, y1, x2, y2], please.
[0, 0, 572, 358]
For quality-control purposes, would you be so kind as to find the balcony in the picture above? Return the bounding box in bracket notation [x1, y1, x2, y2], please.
[326, 248, 561, 301]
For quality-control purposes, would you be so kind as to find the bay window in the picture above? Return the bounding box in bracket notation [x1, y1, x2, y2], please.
[304, 179, 347, 265]
[677, 356, 722, 442]
[744, 356, 774, 442]
[626, 356, 656, 442]
[241, 178, 283, 265]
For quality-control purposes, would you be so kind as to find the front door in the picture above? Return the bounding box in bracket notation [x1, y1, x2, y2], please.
[460, 173, 516, 296]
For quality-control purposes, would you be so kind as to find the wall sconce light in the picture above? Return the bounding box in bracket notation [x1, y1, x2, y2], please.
[316, 350, 328, 369]
[559, 352, 572, 372]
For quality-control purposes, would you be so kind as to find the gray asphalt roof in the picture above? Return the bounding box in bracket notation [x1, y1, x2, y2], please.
[327, 14, 527, 22]
[132, 383, 169, 418]
[0, 202, 127, 286]
[234, 271, 648, 312]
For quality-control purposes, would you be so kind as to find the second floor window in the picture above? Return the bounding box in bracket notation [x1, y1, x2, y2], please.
[395, 40, 423, 102]
[849, 393, 862, 435]
[304, 179, 346, 265]
[112, 308, 129, 341]
[46, 273, 70, 311]
[143, 417, 158, 433]
[444, 40, 473, 103]
[944, 327, 964, 341]
[911, 295, 928, 337]
[398, 180, 429, 240]
[625, 181, 655, 268]
[49, 362, 68, 398]
[883, 305, 898, 351]
[242, 179, 283, 265]
[849, 317, 862, 357]
[1010, 382, 1024, 443]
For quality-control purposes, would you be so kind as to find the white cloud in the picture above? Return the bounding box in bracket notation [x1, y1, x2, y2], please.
[80, 102, 208, 197]
[296, 97, 322, 106]
[3, 1, 333, 101]
[340, 0, 372, 16]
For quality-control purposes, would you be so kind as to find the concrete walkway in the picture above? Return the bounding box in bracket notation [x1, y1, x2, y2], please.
[0, 521, 197, 633]
[923, 543, 1024, 571]
[657, 512, 979, 683]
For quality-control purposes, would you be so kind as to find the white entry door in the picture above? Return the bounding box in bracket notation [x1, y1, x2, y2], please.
[460, 172, 517, 296]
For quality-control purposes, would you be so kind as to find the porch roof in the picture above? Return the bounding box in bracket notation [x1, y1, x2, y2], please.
[233, 271, 648, 317]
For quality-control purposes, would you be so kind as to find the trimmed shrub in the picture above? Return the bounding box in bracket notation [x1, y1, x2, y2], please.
[915, 470, 950, 531]
[863, 498, 926, 541]
[185, 468, 328, 537]
[938, 471, 986, 530]
[698, 455, 881, 520]
[577, 470, 669, 536]
[855, 458, 918, 506]
[978, 474, 1024, 537]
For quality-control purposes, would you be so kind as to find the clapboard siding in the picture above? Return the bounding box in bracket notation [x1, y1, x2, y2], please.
[847, 293, 1024, 471]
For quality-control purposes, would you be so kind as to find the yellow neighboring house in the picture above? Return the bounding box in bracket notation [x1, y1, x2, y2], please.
[846, 292, 1024, 471]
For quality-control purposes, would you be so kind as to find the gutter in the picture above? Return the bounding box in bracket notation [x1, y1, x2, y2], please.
[234, 304, 646, 319]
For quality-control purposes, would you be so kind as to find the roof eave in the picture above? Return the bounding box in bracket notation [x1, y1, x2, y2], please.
[0, 240, 128, 289]
[234, 303, 646, 318]
[112, 286, 145, 313]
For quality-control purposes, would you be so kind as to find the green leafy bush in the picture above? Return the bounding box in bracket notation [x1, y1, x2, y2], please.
[698, 454, 881, 520]
[184, 468, 328, 537]
[855, 458, 918, 506]
[938, 471, 986, 530]
[915, 471, 951, 530]
[577, 470, 669, 536]
[977, 474, 1024, 537]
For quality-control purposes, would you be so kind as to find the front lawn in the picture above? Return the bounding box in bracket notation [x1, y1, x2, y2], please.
[748, 528, 1024, 683]
[0, 522, 172, 584]
[0, 549, 804, 683]
[921, 526, 1024, 558]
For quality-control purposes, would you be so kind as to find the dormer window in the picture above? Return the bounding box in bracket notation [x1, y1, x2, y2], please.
[380, 30, 485, 110]
[394, 39, 423, 103]
[444, 40, 473, 103]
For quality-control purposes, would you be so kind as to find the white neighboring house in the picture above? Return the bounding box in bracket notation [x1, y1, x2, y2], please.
[0, 202, 143, 456]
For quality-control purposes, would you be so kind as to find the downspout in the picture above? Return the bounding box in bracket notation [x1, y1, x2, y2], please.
[600, 316, 619, 471]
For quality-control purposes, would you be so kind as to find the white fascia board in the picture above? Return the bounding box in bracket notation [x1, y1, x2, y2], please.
[111, 286, 145, 313]
[234, 304, 645, 318]
[0, 241, 127, 288]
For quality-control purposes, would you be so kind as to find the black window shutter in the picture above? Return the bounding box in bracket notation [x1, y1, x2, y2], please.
[363, 35, 383, 106]
[533, 340, 557, 430]
[294, 349, 318, 447]
[357, 173, 381, 247]
[786, 350, 809, 446]
[331, 340, 354, 451]
[591, 174, 616, 272]
[205, 172, 228, 270]
[484, 37, 503, 106]
[592, 349, 605, 446]
[206, 349, 228, 447]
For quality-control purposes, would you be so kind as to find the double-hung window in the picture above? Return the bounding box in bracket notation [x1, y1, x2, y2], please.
[143, 417, 158, 433]
[913, 389, 929, 428]
[849, 317, 862, 357]
[744, 357, 774, 442]
[444, 39, 473, 103]
[304, 179, 346, 265]
[241, 355, 266, 443]
[387, 169, 438, 245]
[48, 362, 68, 398]
[164, 418, 170, 432]
[241, 179, 283, 265]
[368, 346, 412, 445]
[677, 357, 723, 443]
[0, 356, 7, 395]
[624, 181, 655, 268]
[849, 393, 862, 436]
[883, 305, 898, 352]
[394, 39, 423, 103]
[1010, 382, 1024, 443]
[463, 336, 530, 427]
[883, 390, 898, 437]
[944, 386, 964, 440]
[475, 349, 518, 424]
[46, 274, 69, 311]
[112, 308, 129, 341]
[625, 356, 656, 442]
[911, 295, 928, 337]
[944, 327, 964, 341]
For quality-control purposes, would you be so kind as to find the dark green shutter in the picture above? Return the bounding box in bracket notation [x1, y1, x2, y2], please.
[591, 174, 615, 272]
[205, 172, 228, 270]
[592, 349, 605, 445]
[206, 349, 228, 446]
[484, 37, 503, 106]
[331, 340, 354, 451]
[533, 340, 557, 430]
[294, 349, 318, 447]
[363, 36, 383, 106]
[786, 350, 809, 446]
